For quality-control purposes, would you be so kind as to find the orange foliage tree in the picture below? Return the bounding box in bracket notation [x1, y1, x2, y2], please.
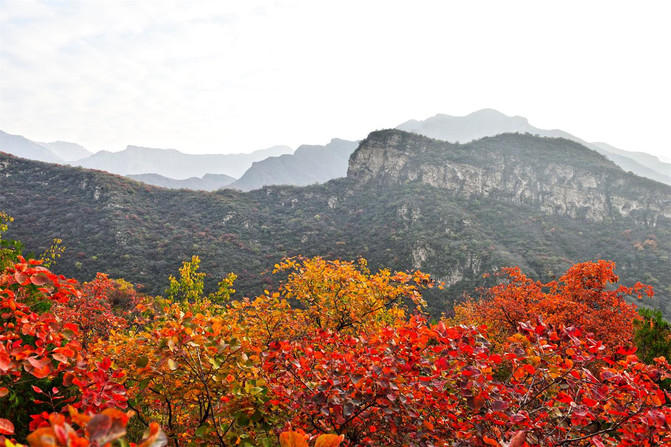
[92, 257, 275, 447]
[454, 260, 648, 348]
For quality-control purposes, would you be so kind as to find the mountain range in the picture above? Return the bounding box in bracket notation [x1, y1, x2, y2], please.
[1, 109, 669, 191]
[1, 129, 669, 319]
[229, 138, 359, 191]
[126, 173, 236, 191]
[396, 109, 671, 185]
[0, 129, 293, 180]
[75, 144, 293, 179]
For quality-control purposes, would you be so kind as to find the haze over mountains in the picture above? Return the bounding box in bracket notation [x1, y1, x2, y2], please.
[397, 109, 671, 185]
[1, 109, 669, 190]
[230, 138, 359, 191]
[76, 144, 293, 179]
[0, 130, 63, 163]
[126, 173, 236, 191]
[1, 129, 669, 319]
[40, 141, 93, 162]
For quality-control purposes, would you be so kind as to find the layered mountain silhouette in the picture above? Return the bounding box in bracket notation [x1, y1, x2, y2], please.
[230, 139, 358, 191]
[1, 129, 669, 318]
[396, 109, 671, 185]
[40, 141, 92, 162]
[127, 173, 236, 191]
[75, 144, 292, 179]
[1, 110, 668, 189]
[0, 130, 63, 163]
[0, 130, 293, 181]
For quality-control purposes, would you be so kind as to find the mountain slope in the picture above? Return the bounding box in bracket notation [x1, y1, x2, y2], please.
[0, 130, 63, 163]
[1, 131, 669, 318]
[230, 139, 358, 191]
[349, 130, 670, 225]
[397, 109, 671, 185]
[127, 173, 236, 191]
[591, 141, 671, 180]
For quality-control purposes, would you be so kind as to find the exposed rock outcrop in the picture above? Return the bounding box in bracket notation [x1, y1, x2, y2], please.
[348, 130, 671, 226]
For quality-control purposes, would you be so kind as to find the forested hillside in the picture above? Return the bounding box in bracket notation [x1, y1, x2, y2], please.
[1, 131, 669, 317]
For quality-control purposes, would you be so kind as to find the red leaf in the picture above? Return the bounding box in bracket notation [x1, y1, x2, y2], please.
[314, 434, 344, 447]
[86, 414, 112, 443]
[31, 385, 43, 394]
[444, 327, 461, 339]
[30, 274, 49, 286]
[14, 271, 28, 285]
[509, 431, 526, 447]
[63, 372, 75, 387]
[0, 387, 8, 397]
[279, 431, 309, 447]
[30, 364, 52, 379]
[27, 356, 52, 369]
[0, 350, 10, 371]
[100, 357, 112, 371]
[0, 418, 14, 435]
[582, 397, 598, 407]
[522, 364, 535, 375]
[616, 346, 637, 356]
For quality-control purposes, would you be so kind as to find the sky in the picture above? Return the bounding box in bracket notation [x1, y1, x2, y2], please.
[0, 0, 669, 160]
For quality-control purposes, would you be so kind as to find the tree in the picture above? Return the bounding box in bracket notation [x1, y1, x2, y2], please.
[454, 261, 647, 349]
[0, 257, 127, 440]
[53, 273, 130, 349]
[95, 258, 273, 447]
[271, 257, 432, 333]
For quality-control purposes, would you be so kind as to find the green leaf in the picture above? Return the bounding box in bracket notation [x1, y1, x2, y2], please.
[138, 378, 151, 391]
[135, 355, 149, 368]
[236, 412, 250, 427]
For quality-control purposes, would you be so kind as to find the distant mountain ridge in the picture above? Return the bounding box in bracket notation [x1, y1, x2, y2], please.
[0, 129, 293, 181]
[127, 173, 236, 191]
[40, 141, 92, 162]
[0, 130, 63, 163]
[230, 138, 358, 191]
[397, 109, 671, 185]
[75, 144, 293, 179]
[1, 109, 669, 188]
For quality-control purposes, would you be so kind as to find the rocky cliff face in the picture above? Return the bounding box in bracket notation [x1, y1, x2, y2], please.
[348, 130, 671, 226]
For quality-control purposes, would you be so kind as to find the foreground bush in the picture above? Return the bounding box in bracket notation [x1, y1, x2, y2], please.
[1, 220, 669, 446]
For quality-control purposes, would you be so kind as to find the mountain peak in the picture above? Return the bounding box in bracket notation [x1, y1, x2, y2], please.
[466, 108, 530, 124]
[0, 130, 63, 163]
[396, 109, 535, 144]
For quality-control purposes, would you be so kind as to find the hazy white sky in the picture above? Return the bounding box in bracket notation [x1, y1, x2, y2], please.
[1, 0, 669, 159]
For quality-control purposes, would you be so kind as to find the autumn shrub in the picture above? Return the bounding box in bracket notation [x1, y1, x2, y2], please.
[454, 260, 648, 349]
[3, 241, 669, 447]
